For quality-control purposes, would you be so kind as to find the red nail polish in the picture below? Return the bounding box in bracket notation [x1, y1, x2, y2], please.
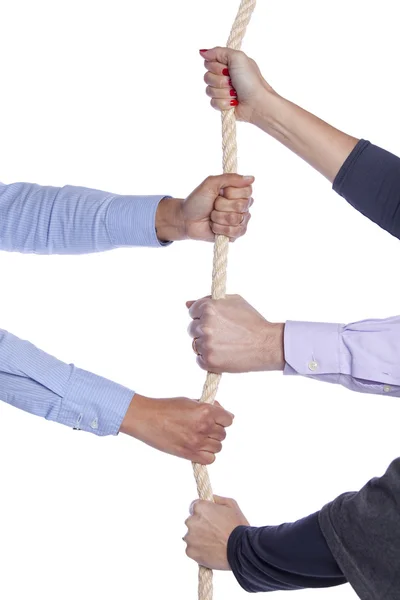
[222, 68, 229, 76]
[228, 78, 233, 86]
[230, 89, 237, 96]
[230, 99, 239, 106]
[200, 49, 208, 53]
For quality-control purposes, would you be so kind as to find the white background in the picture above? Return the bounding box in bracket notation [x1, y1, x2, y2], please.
[0, 0, 399, 598]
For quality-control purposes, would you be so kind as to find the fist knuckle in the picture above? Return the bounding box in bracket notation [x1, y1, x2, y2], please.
[201, 404, 213, 419]
[235, 199, 245, 212]
[231, 213, 242, 225]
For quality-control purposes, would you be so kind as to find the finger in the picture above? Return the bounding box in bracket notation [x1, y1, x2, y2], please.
[206, 85, 236, 100]
[202, 438, 223, 454]
[189, 500, 199, 515]
[213, 406, 234, 427]
[204, 60, 230, 76]
[219, 186, 252, 200]
[188, 297, 210, 319]
[186, 300, 195, 309]
[212, 211, 251, 240]
[208, 424, 227, 442]
[211, 209, 246, 227]
[211, 222, 245, 239]
[204, 71, 231, 90]
[214, 195, 253, 213]
[187, 319, 203, 339]
[196, 354, 209, 372]
[194, 451, 216, 466]
[210, 97, 239, 112]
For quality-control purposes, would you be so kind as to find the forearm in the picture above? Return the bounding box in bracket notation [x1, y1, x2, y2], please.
[0, 182, 173, 254]
[251, 90, 359, 182]
[0, 327, 133, 435]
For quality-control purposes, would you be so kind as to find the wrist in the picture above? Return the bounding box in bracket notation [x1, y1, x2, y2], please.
[260, 322, 285, 371]
[155, 197, 187, 242]
[119, 393, 151, 439]
[250, 89, 290, 136]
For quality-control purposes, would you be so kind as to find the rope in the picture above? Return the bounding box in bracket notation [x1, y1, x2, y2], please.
[191, 2, 256, 599]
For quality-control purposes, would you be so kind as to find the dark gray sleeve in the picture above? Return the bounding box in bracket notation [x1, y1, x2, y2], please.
[333, 139, 400, 240]
[227, 512, 346, 592]
[319, 458, 400, 600]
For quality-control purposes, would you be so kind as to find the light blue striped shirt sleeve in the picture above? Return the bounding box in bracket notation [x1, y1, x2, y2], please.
[0, 181, 171, 435]
[0, 181, 170, 252]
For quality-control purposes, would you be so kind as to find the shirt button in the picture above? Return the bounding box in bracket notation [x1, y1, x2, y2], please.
[308, 361, 318, 371]
[90, 418, 99, 430]
[383, 385, 391, 393]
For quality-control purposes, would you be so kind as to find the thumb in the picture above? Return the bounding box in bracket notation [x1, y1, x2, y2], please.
[214, 401, 235, 420]
[200, 46, 241, 67]
[213, 495, 232, 506]
[216, 173, 255, 190]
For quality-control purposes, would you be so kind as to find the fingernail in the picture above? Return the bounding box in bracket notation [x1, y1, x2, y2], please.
[243, 175, 254, 180]
[222, 68, 229, 76]
[199, 49, 208, 53]
[230, 99, 239, 106]
[230, 89, 237, 96]
[228, 79, 233, 86]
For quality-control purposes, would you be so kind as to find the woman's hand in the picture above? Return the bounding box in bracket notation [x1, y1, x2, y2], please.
[156, 173, 254, 242]
[120, 394, 234, 465]
[200, 47, 274, 124]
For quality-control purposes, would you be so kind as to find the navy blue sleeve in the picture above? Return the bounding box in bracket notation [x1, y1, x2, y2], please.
[333, 139, 400, 239]
[227, 511, 347, 592]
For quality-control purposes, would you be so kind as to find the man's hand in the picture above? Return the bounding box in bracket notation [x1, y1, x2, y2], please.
[187, 294, 285, 374]
[200, 47, 275, 124]
[184, 496, 249, 570]
[155, 174, 253, 242]
[119, 394, 234, 465]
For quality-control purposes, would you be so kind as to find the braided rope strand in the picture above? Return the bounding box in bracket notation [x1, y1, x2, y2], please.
[191, 2, 256, 599]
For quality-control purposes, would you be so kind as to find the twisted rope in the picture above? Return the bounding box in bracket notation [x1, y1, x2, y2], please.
[191, 2, 256, 599]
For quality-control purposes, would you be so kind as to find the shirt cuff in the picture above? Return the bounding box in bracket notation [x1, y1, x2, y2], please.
[56, 367, 134, 436]
[106, 195, 172, 248]
[283, 321, 348, 379]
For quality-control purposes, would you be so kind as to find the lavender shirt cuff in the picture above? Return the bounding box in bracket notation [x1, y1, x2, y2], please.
[283, 318, 400, 396]
[284, 321, 345, 380]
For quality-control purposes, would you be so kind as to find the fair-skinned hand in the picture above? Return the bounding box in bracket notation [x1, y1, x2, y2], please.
[200, 47, 274, 123]
[156, 174, 254, 242]
[120, 394, 234, 465]
[187, 294, 285, 374]
[184, 495, 249, 570]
